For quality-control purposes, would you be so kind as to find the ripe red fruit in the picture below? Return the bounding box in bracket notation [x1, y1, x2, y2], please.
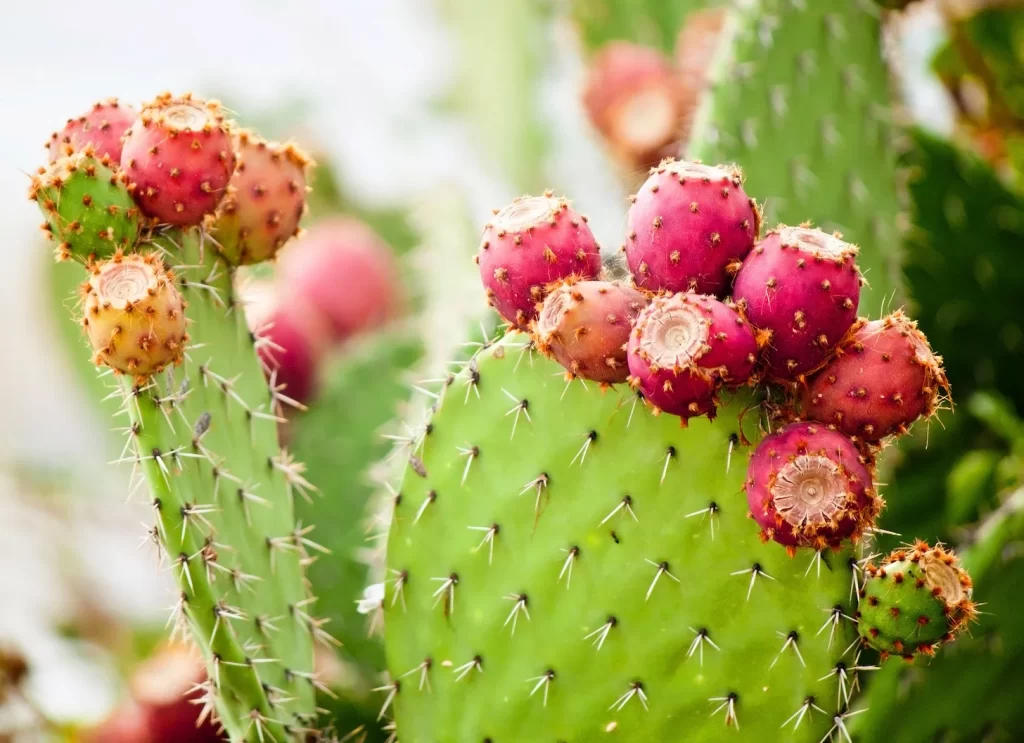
[131, 644, 224, 742]
[800, 310, 949, 441]
[477, 194, 602, 329]
[626, 293, 757, 421]
[745, 422, 880, 552]
[47, 98, 137, 164]
[733, 225, 861, 381]
[625, 159, 759, 297]
[278, 218, 402, 342]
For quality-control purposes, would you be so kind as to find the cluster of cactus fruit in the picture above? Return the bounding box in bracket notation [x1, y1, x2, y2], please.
[378, 157, 977, 742]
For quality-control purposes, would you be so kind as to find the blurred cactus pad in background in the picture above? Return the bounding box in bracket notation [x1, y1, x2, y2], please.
[9, 0, 1023, 742]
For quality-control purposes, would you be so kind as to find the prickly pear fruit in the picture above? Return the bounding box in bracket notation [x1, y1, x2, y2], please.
[81, 252, 187, 377]
[627, 293, 756, 420]
[744, 422, 880, 553]
[534, 280, 648, 383]
[384, 333, 858, 742]
[477, 194, 602, 328]
[582, 42, 684, 169]
[30, 151, 140, 261]
[675, 9, 726, 146]
[121, 93, 235, 226]
[733, 226, 861, 381]
[213, 130, 311, 265]
[625, 159, 758, 297]
[46, 98, 137, 164]
[799, 311, 948, 442]
[254, 302, 323, 407]
[131, 644, 224, 743]
[278, 217, 402, 342]
[857, 543, 976, 659]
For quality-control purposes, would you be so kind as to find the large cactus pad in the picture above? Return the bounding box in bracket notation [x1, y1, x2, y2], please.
[384, 332, 861, 742]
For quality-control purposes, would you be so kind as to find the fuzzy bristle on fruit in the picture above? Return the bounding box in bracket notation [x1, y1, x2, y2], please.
[857, 542, 976, 659]
[626, 292, 756, 421]
[625, 159, 759, 297]
[213, 129, 312, 265]
[799, 310, 949, 441]
[582, 42, 685, 169]
[744, 422, 880, 553]
[120, 92, 236, 226]
[81, 251, 187, 377]
[533, 280, 648, 383]
[477, 193, 602, 329]
[733, 225, 862, 381]
[46, 98, 137, 164]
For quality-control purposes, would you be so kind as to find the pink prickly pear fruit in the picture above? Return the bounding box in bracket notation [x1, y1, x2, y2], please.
[46, 98, 137, 164]
[733, 225, 862, 382]
[121, 92, 236, 226]
[243, 280, 325, 407]
[213, 129, 312, 265]
[83, 702, 152, 743]
[582, 42, 685, 169]
[130, 644, 225, 743]
[625, 159, 759, 297]
[533, 280, 649, 383]
[800, 310, 949, 441]
[675, 8, 726, 146]
[745, 422, 881, 555]
[476, 193, 602, 329]
[278, 218, 402, 342]
[626, 292, 757, 421]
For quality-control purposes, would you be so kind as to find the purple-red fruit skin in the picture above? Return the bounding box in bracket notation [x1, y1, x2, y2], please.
[625, 159, 758, 297]
[626, 293, 757, 420]
[745, 422, 878, 551]
[534, 280, 648, 383]
[121, 93, 235, 226]
[478, 194, 602, 329]
[256, 305, 321, 405]
[278, 218, 402, 342]
[47, 99, 137, 164]
[733, 225, 861, 381]
[800, 311, 948, 441]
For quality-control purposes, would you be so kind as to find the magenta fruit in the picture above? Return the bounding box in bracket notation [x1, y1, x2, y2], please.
[477, 193, 602, 329]
[745, 422, 880, 554]
[800, 310, 948, 441]
[533, 280, 648, 383]
[46, 98, 137, 164]
[278, 217, 401, 342]
[625, 159, 759, 296]
[733, 225, 861, 381]
[626, 292, 757, 421]
[213, 129, 312, 265]
[121, 92, 235, 225]
[130, 644, 224, 743]
[581, 42, 685, 169]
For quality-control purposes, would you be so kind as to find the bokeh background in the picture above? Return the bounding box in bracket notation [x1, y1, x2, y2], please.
[1, 1, 1022, 741]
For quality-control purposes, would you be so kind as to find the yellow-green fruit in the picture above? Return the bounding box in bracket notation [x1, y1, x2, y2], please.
[82, 252, 188, 377]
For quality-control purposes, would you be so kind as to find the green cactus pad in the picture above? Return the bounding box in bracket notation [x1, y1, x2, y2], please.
[384, 332, 860, 742]
[30, 152, 140, 261]
[688, 0, 902, 309]
[118, 228, 318, 741]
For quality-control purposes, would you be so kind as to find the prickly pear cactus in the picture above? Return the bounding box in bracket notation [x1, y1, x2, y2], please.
[383, 336, 862, 741]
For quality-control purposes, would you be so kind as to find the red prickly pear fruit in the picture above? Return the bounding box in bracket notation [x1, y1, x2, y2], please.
[213, 129, 313, 265]
[582, 43, 685, 169]
[130, 644, 225, 743]
[243, 281, 325, 406]
[477, 193, 602, 329]
[626, 292, 757, 421]
[733, 225, 862, 381]
[81, 251, 188, 379]
[120, 93, 236, 226]
[533, 280, 649, 383]
[800, 310, 949, 441]
[674, 9, 726, 146]
[46, 98, 137, 164]
[83, 702, 152, 743]
[625, 159, 759, 297]
[278, 218, 402, 342]
[745, 422, 881, 553]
